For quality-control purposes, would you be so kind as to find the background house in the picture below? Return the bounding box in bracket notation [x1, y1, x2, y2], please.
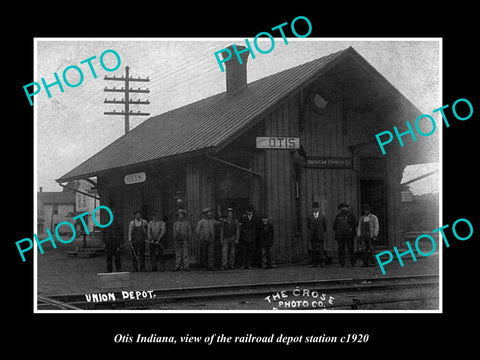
[69, 179, 99, 234]
[37, 186, 76, 237]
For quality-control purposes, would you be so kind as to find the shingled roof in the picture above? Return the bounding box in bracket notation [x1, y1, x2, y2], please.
[57, 46, 410, 183]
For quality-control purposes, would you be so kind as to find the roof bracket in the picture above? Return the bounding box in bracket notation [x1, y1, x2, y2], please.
[58, 183, 101, 201]
[207, 154, 263, 177]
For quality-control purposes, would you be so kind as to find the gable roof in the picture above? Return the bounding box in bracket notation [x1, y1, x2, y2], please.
[57, 46, 417, 183]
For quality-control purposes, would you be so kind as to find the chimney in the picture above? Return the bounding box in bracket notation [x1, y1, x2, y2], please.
[223, 45, 250, 98]
[39, 187, 43, 192]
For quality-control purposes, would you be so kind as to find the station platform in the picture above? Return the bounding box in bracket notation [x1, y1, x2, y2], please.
[37, 244, 440, 297]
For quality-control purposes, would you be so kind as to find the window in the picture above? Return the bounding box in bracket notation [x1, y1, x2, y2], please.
[313, 93, 328, 109]
[52, 204, 58, 215]
[310, 91, 328, 113]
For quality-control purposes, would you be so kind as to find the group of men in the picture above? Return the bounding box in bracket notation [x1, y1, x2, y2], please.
[193, 205, 274, 271]
[103, 201, 378, 273]
[308, 201, 379, 268]
[103, 205, 275, 273]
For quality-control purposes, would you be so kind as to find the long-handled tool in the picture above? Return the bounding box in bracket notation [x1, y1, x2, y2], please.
[129, 241, 139, 262]
[145, 239, 164, 250]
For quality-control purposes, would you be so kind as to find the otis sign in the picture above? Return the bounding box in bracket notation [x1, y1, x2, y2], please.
[256, 137, 300, 149]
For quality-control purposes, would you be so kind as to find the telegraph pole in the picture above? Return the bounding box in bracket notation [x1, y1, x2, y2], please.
[104, 66, 150, 134]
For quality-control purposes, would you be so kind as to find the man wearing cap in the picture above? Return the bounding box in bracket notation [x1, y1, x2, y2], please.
[357, 204, 379, 267]
[173, 208, 192, 271]
[307, 201, 328, 267]
[148, 211, 166, 272]
[220, 208, 240, 270]
[333, 203, 357, 267]
[128, 211, 149, 272]
[239, 205, 259, 270]
[196, 208, 221, 271]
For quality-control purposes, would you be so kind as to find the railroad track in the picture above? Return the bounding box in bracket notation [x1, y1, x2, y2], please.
[37, 295, 83, 310]
[36, 274, 439, 311]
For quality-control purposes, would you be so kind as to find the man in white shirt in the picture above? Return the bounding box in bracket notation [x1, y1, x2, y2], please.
[196, 208, 222, 271]
[357, 204, 379, 267]
[128, 211, 148, 272]
[148, 211, 166, 272]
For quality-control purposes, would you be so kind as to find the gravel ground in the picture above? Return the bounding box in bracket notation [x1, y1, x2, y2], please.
[36, 244, 440, 296]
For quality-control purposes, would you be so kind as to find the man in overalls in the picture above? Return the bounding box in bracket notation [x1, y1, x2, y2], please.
[128, 210, 148, 272]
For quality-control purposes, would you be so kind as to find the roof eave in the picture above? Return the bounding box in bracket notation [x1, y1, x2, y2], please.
[55, 146, 216, 183]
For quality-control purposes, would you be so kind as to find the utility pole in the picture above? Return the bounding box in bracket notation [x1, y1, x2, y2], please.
[104, 66, 150, 134]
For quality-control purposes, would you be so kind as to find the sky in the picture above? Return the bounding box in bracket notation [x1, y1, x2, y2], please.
[35, 38, 441, 195]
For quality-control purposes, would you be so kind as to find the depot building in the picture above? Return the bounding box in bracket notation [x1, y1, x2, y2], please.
[57, 45, 437, 264]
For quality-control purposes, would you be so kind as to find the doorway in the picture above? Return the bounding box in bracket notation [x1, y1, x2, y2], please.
[360, 179, 387, 245]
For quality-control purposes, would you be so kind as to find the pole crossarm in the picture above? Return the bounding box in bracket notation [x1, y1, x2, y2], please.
[104, 87, 150, 93]
[104, 99, 150, 105]
[104, 111, 150, 116]
[104, 66, 150, 134]
[104, 75, 150, 82]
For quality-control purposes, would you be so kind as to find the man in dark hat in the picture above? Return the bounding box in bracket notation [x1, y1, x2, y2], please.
[148, 211, 166, 271]
[220, 208, 240, 270]
[258, 214, 274, 269]
[357, 204, 379, 267]
[239, 205, 259, 269]
[173, 208, 192, 271]
[103, 221, 122, 273]
[307, 201, 327, 267]
[196, 207, 221, 270]
[128, 210, 148, 272]
[333, 203, 357, 267]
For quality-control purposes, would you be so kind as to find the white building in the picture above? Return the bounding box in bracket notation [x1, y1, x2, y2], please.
[37, 187, 76, 236]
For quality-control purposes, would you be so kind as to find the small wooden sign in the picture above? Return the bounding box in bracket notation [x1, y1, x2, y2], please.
[401, 191, 413, 202]
[124, 172, 146, 185]
[256, 137, 300, 149]
[305, 157, 353, 168]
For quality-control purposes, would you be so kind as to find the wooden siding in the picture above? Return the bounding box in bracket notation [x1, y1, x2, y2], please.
[263, 98, 299, 262]
[185, 163, 201, 261]
[185, 159, 216, 262]
[299, 83, 359, 252]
